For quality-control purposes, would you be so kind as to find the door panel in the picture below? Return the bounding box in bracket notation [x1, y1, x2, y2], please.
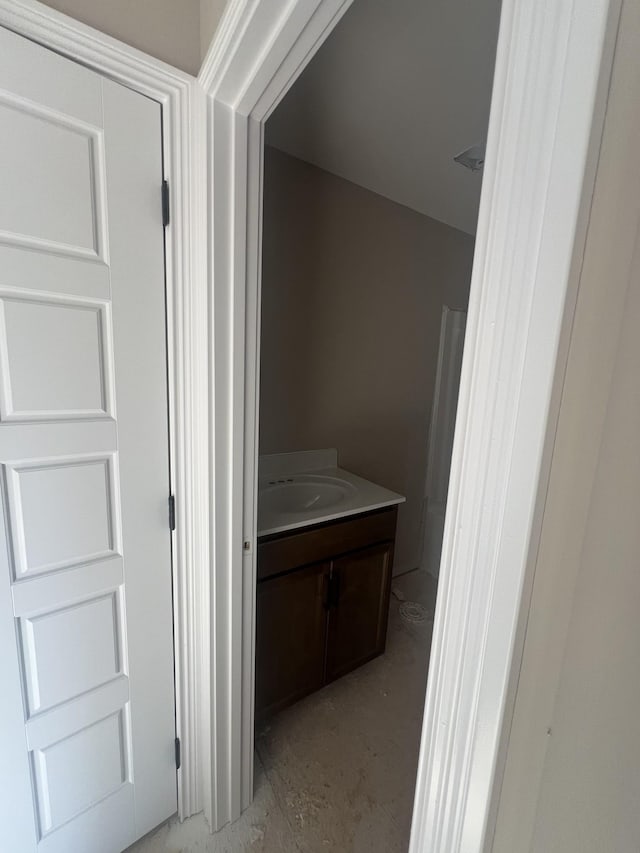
[7, 455, 119, 577]
[0, 25, 175, 853]
[326, 543, 393, 682]
[0, 102, 100, 251]
[0, 296, 112, 420]
[35, 710, 127, 832]
[19, 591, 122, 714]
[255, 562, 329, 718]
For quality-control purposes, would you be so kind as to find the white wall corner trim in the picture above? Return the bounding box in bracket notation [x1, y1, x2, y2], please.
[0, 0, 209, 823]
[199, 0, 619, 848]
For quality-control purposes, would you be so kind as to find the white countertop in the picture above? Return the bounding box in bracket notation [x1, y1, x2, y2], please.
[257, 450, 405, 537]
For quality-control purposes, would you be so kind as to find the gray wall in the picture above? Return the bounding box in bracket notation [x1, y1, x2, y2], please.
[259, 147, 475, 574]
[533, 266, 640, 851]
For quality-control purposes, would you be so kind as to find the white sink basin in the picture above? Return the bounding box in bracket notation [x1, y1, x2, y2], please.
[259, 474, 356, 515]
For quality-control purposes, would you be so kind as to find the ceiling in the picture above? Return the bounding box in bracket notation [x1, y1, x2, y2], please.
[266, 0, 502, 235]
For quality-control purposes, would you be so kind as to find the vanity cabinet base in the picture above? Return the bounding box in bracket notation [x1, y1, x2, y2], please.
[326, 542, 393, 683]
[256, 507, 397, 719]
[255, 561, 328, 718]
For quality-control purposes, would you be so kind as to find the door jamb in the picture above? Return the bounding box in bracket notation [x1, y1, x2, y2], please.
[0, 0, 209, 822]
[200, 0, 620, 846]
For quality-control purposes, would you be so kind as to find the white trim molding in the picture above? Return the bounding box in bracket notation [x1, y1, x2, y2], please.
[0, 0, 209, 821]
[199, 0, 356, 828]
[409, 0, 620, 850]
[200, 0, 619, 847]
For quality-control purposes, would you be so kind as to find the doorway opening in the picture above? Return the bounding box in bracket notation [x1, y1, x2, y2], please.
[199, 0, 614, 840]
[252, 0, 500, 847]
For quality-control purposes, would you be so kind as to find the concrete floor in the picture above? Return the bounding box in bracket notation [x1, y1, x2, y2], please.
[128, 569, 438, 853]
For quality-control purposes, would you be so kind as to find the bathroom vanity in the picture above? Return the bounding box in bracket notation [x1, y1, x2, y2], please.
[256, 451, 405, 719]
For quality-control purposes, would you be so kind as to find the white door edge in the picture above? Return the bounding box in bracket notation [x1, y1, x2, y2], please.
[0, 0, 209, 823]
[200, 0, 622, 847]
[420, 306, 467, 579]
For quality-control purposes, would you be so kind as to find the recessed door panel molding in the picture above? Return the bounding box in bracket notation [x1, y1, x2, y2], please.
[19, 590, 124, 716]
[0, 94, 108, 262]
[11, 555, 123, 617]
[0, 421, 117, 463]
[32, 710, 130, 837]
[0, 246, 111, 300]
[0, 293, 115, 423]
[0, 24, 103, 126]
[36, 784, 135, 853]
[5, 454, 121, 580]
[26, 674, 130, 752]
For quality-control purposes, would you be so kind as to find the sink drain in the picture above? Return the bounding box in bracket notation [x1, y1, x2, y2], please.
[399, 601, 430, 624]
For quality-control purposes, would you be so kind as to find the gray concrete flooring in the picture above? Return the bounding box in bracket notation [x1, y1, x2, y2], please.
[128, 569, 437, 853]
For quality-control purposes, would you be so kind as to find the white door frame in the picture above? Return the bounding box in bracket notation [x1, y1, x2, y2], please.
[200, 0, 621, 846]
[0, 0, 209, 823]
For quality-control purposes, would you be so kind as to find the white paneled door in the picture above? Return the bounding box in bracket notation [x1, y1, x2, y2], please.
[0, 27, 176, 853]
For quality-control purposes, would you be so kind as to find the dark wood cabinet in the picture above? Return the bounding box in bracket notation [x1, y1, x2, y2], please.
[325, 542, 393, 682]
[255, 560, 329, 717]
[256, 507, 397, 719]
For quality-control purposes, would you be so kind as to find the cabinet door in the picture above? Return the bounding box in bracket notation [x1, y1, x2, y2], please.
[326, 543, 393, 682]
[255, 562, 329, 718]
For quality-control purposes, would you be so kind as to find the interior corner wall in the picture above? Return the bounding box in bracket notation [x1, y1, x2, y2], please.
[39, 0, 202, 75]
[259, 146, 475, 575]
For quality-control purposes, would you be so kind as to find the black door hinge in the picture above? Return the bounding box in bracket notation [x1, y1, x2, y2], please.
[168, 494, 176, 531]
[162, 180, 170, 227]
[175, 737, 181, 770]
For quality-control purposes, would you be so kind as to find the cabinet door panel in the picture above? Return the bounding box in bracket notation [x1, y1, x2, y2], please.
[255, 562, 329, 718]
[326, 543, 393, 682]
